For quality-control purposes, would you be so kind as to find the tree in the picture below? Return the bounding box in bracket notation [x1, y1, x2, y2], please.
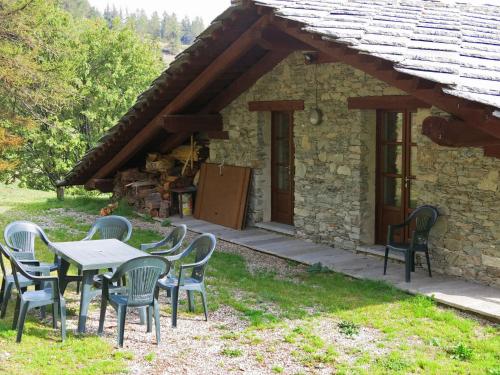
[180, 16, 194, 44]
[149, 11, 161, 39]
[191, 16, 205, 39]
[0, 1, 163, 189]
[161, 12, 181, 52]
[0, 0, 77, 175]
[60, 0, 99, 19]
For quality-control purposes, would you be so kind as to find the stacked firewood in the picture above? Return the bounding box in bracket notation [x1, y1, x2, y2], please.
[111, 143, 208, 218]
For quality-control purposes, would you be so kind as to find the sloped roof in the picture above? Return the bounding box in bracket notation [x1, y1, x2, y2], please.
[61, 0, 500, 187]
[256, 0, 500, 109]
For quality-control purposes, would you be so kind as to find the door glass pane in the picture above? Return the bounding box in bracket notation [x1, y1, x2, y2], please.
[278, 166, 289, 190]
[382, 112, 403, 142]
[409, 180, 419, 209]
[383, 177, 401, 207]
[410, 145, 417, 177]
[383, 144, 403, 174]
[410, 112, 418, 144]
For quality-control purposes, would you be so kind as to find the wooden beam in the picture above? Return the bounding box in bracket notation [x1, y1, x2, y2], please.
[206, 131, 230, 140]
[348, 95, 431, 110]
[159, 132, 190, 154]
[90, 15, 271, 180]
[304, 51, 338, 65]
[422, 116, 500, 147]
[163, 114, 222, 133]
[248, 100, 305, 112]
[483, 146, 500, 158]
[84, 178, 114, 193]
[258, 27, 311, 51]
[202, 48, 292, 113]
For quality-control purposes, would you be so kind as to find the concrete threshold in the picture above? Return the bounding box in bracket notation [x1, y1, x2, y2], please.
[168, 216, 500, 322]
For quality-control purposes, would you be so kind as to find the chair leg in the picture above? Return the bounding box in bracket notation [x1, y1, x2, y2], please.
[200, 289, 208, 322]
[60, 298, 67, 342]
[52, 302, 59, 329]
[16, 301, 29, 343]
[383, 247, 389, 275]
[171, 287, 179, 328]
[146, 306, 152, 333]
[1, 282, 13, 318]
[187, 290, 195, 312]
[76, 269, 81, 294]
[153, 300, 161, 344]
[0, 278, 5, 305]
[98, 295, 108, 335]
[12, 295, 20, 329]
[404, 251, 411, 282]
[139, 307, 147, 325]
[411, 251, 416, 272]
[425, 250, 432, 277]
[117, 305, 127, 347]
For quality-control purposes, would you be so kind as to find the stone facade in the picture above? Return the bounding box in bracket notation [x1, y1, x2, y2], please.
[209, 52, 500, 287]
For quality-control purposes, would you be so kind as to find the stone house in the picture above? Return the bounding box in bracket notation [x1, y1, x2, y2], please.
[61, 0, 500, 287]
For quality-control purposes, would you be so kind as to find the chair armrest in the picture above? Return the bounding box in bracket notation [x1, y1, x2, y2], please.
[19, 260, 41, 266]
[24, 265, 51, 276]
[165, 252, 185, 262]
[180, 258, 209, 270]
[151, 247, 178, 256]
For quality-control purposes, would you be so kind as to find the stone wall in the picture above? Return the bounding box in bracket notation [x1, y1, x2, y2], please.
[209, 52, 500, 287]
[413, 108, 500, 287]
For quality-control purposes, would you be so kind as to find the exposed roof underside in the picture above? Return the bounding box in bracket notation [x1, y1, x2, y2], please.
[61, 0, 500, 188]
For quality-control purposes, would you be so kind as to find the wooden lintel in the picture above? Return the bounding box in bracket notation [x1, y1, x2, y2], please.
[206, 131, 229, 140]
[248, 100, 304, 112]
[483, 146, 500, 158]
[304, 51, 338, 64]
[163, 114, 222, 133]
[348, 95, 431, 110]
[85, 178, 114, 193]
[422, 116, 500, 147]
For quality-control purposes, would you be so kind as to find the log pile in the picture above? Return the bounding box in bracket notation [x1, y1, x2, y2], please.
[112, 142, 208, 218]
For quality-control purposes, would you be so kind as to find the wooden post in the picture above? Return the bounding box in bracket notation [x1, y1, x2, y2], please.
[56, 186, 65, 201]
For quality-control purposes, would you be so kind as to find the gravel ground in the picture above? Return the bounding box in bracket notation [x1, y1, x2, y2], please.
[29, 208, 392, 374]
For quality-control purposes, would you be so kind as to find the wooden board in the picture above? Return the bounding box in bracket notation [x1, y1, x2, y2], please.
[194, 163, 251, 230]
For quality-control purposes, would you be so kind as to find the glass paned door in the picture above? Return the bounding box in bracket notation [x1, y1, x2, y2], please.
[271, 112, 294, 225]
[376, 110, 417, 244]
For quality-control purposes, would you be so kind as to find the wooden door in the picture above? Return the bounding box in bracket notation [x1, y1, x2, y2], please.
[271, 111, 294, 225]
[376, 110, 418, 244]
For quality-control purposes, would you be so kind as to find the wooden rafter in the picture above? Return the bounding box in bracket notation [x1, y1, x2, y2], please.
[90, 14, 271, 180]
[163, 114, 223, 133]
[202, 48, 292, 113]
[84, 178, 114, 193]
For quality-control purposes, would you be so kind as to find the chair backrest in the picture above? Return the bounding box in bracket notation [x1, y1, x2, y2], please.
[0, 242, 9, 277]
[163, 225, 187, 254]
[183, 233, 217, 283]
[407, 205, 439, 245]
[86, 215, 132, 242]
[114, 256, 169, 306]
[4, 221, 50, 255]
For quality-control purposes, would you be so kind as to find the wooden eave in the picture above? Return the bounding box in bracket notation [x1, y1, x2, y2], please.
[64, 1, 500, 191]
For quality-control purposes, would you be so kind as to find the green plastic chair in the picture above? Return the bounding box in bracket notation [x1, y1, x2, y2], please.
[384, 205, 439, 282]
[0, 243, 50, 318]
[0, 244, 66, 343]
[98, 256, 169, 347]
[140, 224, 187, 255]
[141, 224, 187, 278]
[73, 215, 133, 293]
[4, 221, 59, 272]
[156, 233, 216, 328]
[83, 215, 132, 242]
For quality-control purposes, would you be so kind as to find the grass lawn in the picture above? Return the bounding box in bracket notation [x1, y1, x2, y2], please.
[0, 184, 498, 374]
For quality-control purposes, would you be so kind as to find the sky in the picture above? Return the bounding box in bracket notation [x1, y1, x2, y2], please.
[87, 0, 231, 25]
